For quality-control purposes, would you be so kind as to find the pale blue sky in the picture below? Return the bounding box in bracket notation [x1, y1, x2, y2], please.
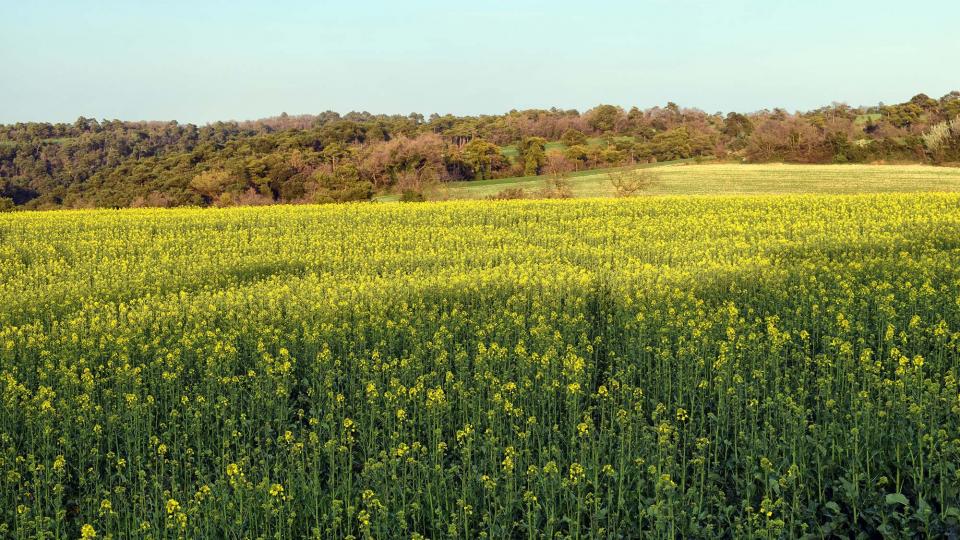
[1, 0, 958, 124]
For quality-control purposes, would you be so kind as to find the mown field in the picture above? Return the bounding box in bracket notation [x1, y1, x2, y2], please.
[420, 163, 960, 200]
[2, 194, 960, 538]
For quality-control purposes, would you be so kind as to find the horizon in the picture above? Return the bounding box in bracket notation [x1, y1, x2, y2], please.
[3, 0, 959, 124]
[0, 91, 953, 127]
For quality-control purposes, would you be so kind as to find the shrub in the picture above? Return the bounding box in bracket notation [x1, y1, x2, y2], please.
[487, 187, 527, 200]
[608, 170, 655, 197]
[399, 189, 425, 202]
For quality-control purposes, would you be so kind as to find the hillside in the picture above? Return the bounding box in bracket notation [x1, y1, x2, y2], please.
[2, 93, 960, 210]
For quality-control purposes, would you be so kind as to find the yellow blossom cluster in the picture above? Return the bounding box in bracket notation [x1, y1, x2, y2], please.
[1, 194, 959, 537]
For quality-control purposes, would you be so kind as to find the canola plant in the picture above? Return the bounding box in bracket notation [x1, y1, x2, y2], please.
[1, 194, 959, 538]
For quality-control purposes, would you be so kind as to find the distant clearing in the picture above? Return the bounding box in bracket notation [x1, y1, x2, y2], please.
[380, 163, 960, 201]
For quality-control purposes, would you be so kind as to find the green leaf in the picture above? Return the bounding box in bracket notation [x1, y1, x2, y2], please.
[824, 501, 840, 513]
[885, 493, 909, 506]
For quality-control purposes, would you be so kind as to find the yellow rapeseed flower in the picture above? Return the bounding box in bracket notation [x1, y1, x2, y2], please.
[166, 498, 180, 515]
[569, 462, 585, 484]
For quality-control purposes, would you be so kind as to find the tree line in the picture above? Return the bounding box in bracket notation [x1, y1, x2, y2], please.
[1, 92, 959, 209]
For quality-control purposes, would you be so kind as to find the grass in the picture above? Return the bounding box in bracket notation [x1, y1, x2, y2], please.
[375, 158, 706, 201]
[635, 163, 960, 195]
[0, 137, 74, 148]
[499, 136, 611, 158]
[378, 162, 960, 202]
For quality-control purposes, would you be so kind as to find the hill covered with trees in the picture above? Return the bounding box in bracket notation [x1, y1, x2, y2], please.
[1, 92, 959, 210]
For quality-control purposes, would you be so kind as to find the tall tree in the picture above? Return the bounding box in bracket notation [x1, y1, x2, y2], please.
[517, 137, 547, 176]
[461, 138, 506, 180]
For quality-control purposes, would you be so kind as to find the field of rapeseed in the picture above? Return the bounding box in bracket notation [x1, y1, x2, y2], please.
[1, 194, 960, 538]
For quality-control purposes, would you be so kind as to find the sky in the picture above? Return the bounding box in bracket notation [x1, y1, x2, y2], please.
[1, 0, 958, 124]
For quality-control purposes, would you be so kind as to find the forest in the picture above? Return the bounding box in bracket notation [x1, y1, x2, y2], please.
[1, 92, 959, 210]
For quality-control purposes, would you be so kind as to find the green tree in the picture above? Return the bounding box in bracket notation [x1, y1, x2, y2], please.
[599, 146, 626, 165]
[560, 128, 588, 147]
[188, 169, 234, 204]
[321, 143, 352, 169]
[564, 144, 590, 168]
[885, 103, 924, 129]
[517, 137, 547, 176]
[650, 128, 692, 161]
[461, 138, 505, 180]
[587, 105, 622, 133]
[311, 164, 372, 203]
[940, 92, 960, 121]
[722, 112, 754, 139]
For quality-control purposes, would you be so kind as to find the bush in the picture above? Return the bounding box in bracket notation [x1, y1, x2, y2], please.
[312, 168, 373, 204]
[487, 187, 527, 200]
[399, 189, 425, 202]
[130, 192, 174, 208]
[560, 128, 588, 147]
[608, 170, 656, 197]
[923, 116, 960, 163]
[536, 177, 573, 199]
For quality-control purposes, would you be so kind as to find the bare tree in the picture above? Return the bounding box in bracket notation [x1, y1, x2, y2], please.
[532, 149, 576, 198]
[608, 169, 655, 197]
[544, 150, 574, 180]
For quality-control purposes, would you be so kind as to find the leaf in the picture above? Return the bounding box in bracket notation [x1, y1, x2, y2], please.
[824, 501, 840, 513]
[884, 493, 909, 506]
[769, 477, 782, 496]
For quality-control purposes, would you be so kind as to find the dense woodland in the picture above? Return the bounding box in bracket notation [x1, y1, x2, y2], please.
[1, 92, 959, 209]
